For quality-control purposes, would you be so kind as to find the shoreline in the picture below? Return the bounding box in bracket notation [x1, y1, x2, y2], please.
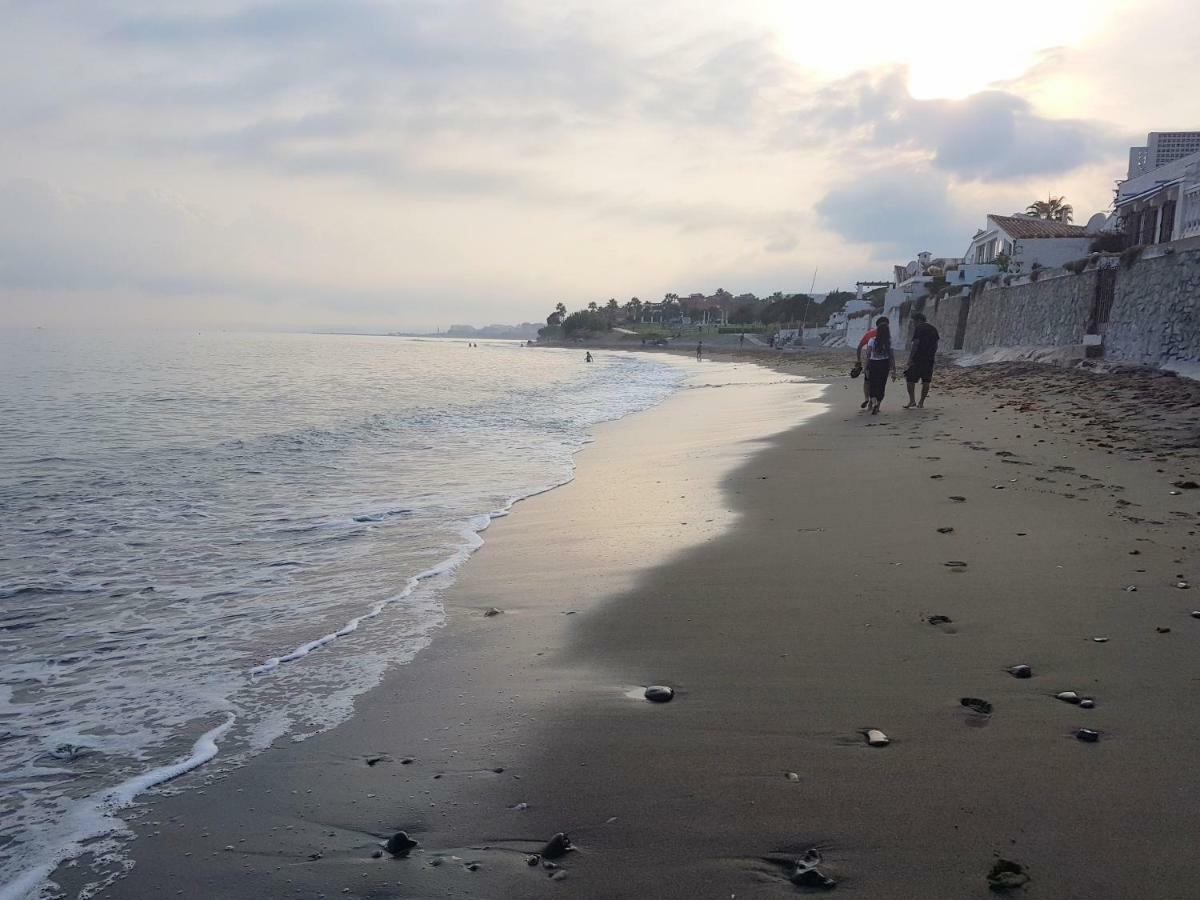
[47, 353, 1200, 898]
[43, 353, 825, 899]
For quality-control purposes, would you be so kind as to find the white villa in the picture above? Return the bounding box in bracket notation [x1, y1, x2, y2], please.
[964, 214, 1094, 273]
[1115, 146, 1200, 246]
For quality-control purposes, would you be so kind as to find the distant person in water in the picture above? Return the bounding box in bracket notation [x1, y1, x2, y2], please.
[585, 351, 593, 363]
[855, 323, 877, 409]
[863, 317, 896, 415]
[696, 341, 703, 360]
[904, 313, 939, 409]
[739, 333, 745, 346]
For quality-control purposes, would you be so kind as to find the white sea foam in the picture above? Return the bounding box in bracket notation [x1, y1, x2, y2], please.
[0, 334, 688, 897]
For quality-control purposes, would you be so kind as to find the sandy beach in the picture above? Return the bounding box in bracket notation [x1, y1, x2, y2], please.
[54, 351, 1200, 899]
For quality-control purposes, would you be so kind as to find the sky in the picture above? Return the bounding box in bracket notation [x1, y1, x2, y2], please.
[1, 0, 1197, 331]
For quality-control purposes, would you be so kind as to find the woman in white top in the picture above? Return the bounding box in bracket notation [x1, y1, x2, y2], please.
[863, 316, 896, 414]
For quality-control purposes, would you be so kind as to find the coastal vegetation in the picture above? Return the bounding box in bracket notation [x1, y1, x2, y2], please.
[539, 288, 865, 340]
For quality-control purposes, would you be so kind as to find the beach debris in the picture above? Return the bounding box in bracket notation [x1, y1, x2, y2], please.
[788, 849, 836, 889]
[365, 755, 388, 767]
[1075, 728, 1101, 743]
[1191, 611, 1200, 619]
[864, 729, 890, 747]
[307, 852, 323, 861]
[1092, 637, 1109, 643]
[1055, 691, 1081, 704]
[465, 862, 480, 871]
[1169, 490, 1181, 496]
[384, 831, 418, 857]
[1080, 699, 1095, 709]
[1157, 626, 1172, 633]
[987, 858, 1030, 892]
[1177, 582, 1190, 590]
[371, 849, 383, 859]
[949, 496, 967, 502]
[1124, 585, 1138, 592]
[483, 607, 504, 617]
[926, 615, 953, 626]
[785, 771, 800, 782]
[930, 474, 943, 479]
[526, 855, 541, 866]
[1006, 665, 1032, 679]
[960, 697, 993, 716]
[39, 743, 92, 763]
[944, 560, 968, 568]
[644, 685, 675, 703]
[511, 802, 530, 810]
[992, 484, 1006, 490]
[936, 527, 954, 534]
[540, 832, 574, 860]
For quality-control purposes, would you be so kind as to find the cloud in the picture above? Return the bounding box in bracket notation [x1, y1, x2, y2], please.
[805, 66, 1124, 180]
[815, 166, 979, 256]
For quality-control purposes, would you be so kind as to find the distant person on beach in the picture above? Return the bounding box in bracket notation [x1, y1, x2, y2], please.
[904, 313, 940, 409]
[696, 341, 703, 360]
[855, 324, 877, 409]
[585, 351, 593, 363]
[863, 317, 896, 415]
[739, 333, 745, 346]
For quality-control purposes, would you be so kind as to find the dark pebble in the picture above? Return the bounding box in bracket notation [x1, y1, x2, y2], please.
[644, 685, 674, 703]
[541, 832, 574, 860]
[385, 831, 418, 857]
[936, 527, 954, 534]
[1075, 728, 1100, 743]
[1007, 665, 1032, 678]
[987, 858, 1030, 891]
[927, 615, 953, 626]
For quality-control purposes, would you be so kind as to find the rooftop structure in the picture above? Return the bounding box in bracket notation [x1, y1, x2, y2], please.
[1127, 131, 1200, 179]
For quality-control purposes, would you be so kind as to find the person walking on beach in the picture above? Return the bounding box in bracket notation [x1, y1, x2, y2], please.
[696, 341, 703, 360]
[855, 323, 877, 409]
[863, 317, 896, 415]
[903, 313, 939, 409]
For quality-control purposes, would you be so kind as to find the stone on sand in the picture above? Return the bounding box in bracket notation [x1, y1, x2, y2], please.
[864, 729, 890, 747]
[1006, 665, 1032, 679]
[987, 859, 1030, 891]
[384, 831, 418, 857]
[644, 685, 674, 703]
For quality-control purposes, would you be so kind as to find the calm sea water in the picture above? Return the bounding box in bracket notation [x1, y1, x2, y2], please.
[0, 331, 685, 897]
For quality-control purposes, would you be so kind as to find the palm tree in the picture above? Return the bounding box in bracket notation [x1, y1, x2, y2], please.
[1026, 195, 1074, 223]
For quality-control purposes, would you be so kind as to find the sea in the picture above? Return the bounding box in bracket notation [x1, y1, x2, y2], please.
[0, 331, 687, 898]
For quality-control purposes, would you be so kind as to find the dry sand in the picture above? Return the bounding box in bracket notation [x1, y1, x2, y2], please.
[53, 352, 1200, 899]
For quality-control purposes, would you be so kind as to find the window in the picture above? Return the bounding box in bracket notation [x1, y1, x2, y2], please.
[1159, 200, 1176, 243]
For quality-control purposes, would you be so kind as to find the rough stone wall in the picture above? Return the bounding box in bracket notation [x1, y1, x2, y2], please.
[961, 270, 1098, 352]
[1104, 248, 1200, 365]
[928, 293, 966, 349]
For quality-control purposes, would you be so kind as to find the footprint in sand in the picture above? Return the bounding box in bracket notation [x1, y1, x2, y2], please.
[960, 698, 993, 726]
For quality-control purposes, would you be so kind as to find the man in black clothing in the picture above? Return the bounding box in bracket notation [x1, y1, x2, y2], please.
[904, 312, 939, 409]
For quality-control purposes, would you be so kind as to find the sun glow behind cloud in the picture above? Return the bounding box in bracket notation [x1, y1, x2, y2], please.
[762, 0, 1120, 102]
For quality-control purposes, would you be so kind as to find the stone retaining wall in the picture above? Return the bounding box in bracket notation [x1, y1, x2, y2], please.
[1105, 247, 1200, 366]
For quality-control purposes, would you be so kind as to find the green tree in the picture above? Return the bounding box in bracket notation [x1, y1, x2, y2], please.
[605, 298, 620, 324]
[562, 310, 611, 336]
[1026, 195, 1074, 223]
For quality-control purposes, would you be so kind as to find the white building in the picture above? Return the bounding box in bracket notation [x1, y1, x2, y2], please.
[1128, 131, 1200, 179]
[964, 215, 1093, 273]
[1115, 148, 1200, 245]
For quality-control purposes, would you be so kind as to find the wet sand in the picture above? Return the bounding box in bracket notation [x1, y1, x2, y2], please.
[55, 354, 1200, 899]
